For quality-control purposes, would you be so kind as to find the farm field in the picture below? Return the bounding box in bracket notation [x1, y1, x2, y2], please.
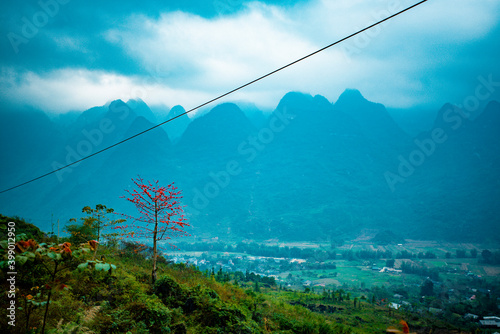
[165, 238, 500, 331]
[167, 239, 500, 289]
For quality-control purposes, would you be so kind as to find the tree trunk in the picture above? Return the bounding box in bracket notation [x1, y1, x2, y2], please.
[92, 244, 98, 261]
[41, 262, 58, 334]
[152, 200, 158, 284]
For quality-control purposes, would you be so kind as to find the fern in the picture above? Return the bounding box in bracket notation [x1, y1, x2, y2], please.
[49, 306, 100, 334]
[50, 318, 94, 334]
[82, 306, 101, 324]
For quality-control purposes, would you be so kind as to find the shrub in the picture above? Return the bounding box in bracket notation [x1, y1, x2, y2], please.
[154, 275, 188, 309]
[124, 294, 172, 333]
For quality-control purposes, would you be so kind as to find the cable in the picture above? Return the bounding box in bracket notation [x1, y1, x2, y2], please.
[0, 0, 428, 194]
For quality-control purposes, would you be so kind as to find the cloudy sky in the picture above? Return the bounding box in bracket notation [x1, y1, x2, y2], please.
[1, 0, 499, 116]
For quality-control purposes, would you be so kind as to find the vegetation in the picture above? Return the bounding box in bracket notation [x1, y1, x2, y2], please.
[0, 215, 352, 333]
[175, 241, 337, 261]
[118, 177, 189, 284]
[1, 214, 499, 333]
[66, 204, 124, 260]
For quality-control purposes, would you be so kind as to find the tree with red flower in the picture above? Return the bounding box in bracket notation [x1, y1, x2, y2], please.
[119, 176, 189, 283]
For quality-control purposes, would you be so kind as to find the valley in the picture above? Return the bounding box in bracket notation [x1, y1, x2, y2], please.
[2, 1, 499, 332]
[165, 238, 500, 331]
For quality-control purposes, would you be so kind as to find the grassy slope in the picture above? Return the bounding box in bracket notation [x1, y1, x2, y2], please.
[0, 216, 474, 334]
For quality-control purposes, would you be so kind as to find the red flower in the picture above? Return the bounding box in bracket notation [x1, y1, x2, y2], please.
[27, 239, 38, 249]
[15, 240, 30, 253]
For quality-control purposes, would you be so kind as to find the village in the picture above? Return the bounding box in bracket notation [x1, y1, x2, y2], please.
[165, 240, 500, 331]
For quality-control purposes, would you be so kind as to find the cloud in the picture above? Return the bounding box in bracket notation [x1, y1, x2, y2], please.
[106, 6, 319, 89]
[0, 67, 218, 113]
[0, 0, 499, 114]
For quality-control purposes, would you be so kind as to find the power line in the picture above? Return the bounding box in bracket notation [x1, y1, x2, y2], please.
[0, 0, 428, 194]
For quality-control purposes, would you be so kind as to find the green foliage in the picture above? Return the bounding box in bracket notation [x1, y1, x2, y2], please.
[481, 249, 500, 264]
[0, 214, 45, 240]
[153, 275, 252, 332]
[176, 241, 337, 261]
[82, 204, 124, 244]
[420, 280, 434, 297]
[123, 294, 172, 333]
[0, 217, 119, 334]
[65, 222, 96, 245]
[77, 260, 117, 272]
[370, 230, 404, 246]
[154, 275, 185, 307]
[456, 249, 467, 258]
[66, 204, 124, 250]
[1, 213, 489, 333]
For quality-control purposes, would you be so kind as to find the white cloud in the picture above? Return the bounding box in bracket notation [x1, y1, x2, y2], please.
[1, 68, 132, 112]
[0, 67, 218, 113]
[1, 0, 499, 113]
[109, 6, 319, 90]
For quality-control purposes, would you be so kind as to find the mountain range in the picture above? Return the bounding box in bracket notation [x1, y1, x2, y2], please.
[0, 90, 498, 242]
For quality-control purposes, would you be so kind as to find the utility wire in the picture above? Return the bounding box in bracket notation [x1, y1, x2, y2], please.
[0, 0, 428, 194]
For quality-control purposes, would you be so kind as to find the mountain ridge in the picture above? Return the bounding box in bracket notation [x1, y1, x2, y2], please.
[0, 90, 498, 242]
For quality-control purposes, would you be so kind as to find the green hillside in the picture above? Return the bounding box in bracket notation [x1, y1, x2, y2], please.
[0, 215, 483, 333]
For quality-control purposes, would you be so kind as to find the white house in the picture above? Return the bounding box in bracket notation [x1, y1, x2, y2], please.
[480, 316, 500, 328]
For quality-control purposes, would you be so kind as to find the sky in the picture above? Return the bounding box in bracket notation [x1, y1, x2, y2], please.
[1, 0, 499, 117]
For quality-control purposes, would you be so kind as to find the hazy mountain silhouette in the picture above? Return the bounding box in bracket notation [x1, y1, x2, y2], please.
[0, 107, 63, 187]
[177, 103, 255, 156]
[163, 105, 191, 142]
[0, 91, 498, 242]
[237, 102, 268, 129]
[126, 98, 158, 124]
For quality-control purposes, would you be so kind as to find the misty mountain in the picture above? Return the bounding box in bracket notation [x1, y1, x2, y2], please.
[333, 89, 411, 150]
[0, 91, 498, 242]
[237, 102, 269, 129]
[177, 103, 255, 156]
[0, 107, 63, 187]
[163, 105, 191, 142]
[126, 99, 158, 124]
